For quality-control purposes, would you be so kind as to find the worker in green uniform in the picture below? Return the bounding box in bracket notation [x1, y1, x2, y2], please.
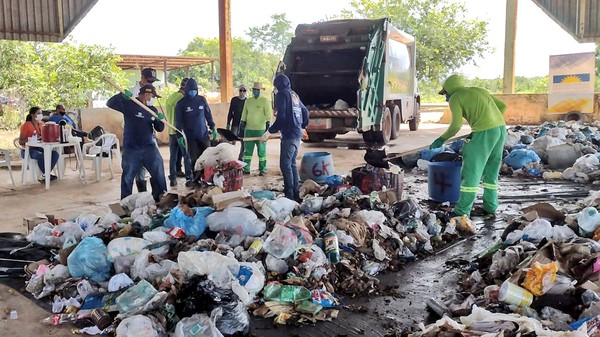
[240, 82, 272, 176]
[430, 74, 507, 217]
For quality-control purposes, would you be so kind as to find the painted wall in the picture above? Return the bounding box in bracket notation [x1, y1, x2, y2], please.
[438, 93, 600, 125]
[80, 103, 230, 145]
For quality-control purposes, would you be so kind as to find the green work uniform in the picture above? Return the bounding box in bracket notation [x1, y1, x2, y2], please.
[241, 95, 271, 173]
[439, 75, 508, 216]
[165, 91, 184, 135]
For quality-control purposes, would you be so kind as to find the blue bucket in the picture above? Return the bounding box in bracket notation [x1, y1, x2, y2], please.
[428, 161, 462, 203]
[299, 152, 334, 183]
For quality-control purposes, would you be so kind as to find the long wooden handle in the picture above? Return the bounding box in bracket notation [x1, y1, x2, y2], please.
[103, 77, 189, 150]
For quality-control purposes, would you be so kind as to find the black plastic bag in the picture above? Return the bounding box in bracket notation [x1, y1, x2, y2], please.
[211, 300, 250, 336]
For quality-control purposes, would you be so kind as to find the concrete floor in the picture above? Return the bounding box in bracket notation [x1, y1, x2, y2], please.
[0, 123, 470, 336]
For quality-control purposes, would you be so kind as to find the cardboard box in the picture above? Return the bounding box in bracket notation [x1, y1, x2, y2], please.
[109, 203, 128, 217]
[23, 213, 55, 232]
[211, 190, 252, 211]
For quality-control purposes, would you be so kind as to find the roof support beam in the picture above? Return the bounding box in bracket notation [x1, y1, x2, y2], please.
[219, 0, 233, 103]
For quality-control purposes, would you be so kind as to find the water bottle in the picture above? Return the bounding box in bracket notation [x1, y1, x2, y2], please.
[31, 131, 38, 143]
[324, 231, 340, 264]
[577, 207, 600, 237]
[248, 239, 263, 256]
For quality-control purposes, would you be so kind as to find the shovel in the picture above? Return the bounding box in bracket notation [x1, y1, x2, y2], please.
[103, 77, 189, 153]
[217, 128, 280, 142]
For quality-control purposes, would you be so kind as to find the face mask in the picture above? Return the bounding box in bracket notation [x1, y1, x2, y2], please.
[238, 91, 246, 99]
[445, 93, 451, 102]
[35, 114, 43, 121]
[188, 90, 197, 98]
[146, 97, 155, 106]
[252, 89, 260, 98]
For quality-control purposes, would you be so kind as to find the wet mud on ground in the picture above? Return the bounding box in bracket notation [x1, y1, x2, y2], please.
[250, 177, 596, 336]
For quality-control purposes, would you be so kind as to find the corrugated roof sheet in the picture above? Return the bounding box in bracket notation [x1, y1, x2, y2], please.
[0, 0, 97, 42]
[117, 55, 218, 71]
[533, 0, 600, 42]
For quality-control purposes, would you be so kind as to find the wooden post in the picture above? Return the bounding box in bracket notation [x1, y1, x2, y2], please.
[211, 61, 215, 92]
[219, 0, 233, 103]
[503, 0, 518, 94]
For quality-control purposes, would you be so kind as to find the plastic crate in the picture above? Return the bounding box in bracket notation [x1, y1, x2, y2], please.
[351, 167, 404, 200]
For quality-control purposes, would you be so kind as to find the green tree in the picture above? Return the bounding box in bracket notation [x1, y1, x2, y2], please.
[170, 37, 279, 92]
[0, 39, 125, 110]
[247, 13, 294, 57]
[341, 0, 491, 85]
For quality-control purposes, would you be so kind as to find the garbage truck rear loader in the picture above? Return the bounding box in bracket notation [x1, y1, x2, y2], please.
[278, 18, 420, 145]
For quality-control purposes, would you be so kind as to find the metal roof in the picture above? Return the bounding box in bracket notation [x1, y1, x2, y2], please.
[532, 0, 600, 42]
[116, 54, 217, 71]
[0, 0, 97, 42]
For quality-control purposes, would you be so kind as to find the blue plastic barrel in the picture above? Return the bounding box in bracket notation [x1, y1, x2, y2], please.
[428, 161, 462, 203]
[299, 152, 335, 183]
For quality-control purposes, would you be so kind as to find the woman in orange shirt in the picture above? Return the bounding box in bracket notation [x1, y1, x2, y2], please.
[19, 107, 59, 182]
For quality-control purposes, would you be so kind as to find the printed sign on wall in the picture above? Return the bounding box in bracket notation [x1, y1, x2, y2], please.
[548, 52, 596, 114]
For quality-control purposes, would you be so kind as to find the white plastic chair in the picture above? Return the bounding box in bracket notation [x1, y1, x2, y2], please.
[0, 149, 15, 187]
[82, 133, 121, 181]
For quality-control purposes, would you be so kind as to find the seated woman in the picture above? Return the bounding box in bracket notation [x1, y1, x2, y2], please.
[19, 107, 59, 182]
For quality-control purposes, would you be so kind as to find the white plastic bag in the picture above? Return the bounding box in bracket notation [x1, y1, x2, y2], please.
[254, 198, 298, 222]
[263, 224, 299, 259]
[356, 210, 386, 229]
[108, 273, 134, 292]
[206, 207, 266, 237]
[522, 219, 553, 242]
[107, 237, 151, 261]
[116, 315, 164, 337]
[174, 313, 223, 337]
[265, 254, 288, 274]
[177, 251, 240, 288]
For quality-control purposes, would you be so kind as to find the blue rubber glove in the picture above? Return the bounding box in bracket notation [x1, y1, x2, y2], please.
[122, 89, 133, 100]
[211, 126, 218, 141]
[157, 113, 165, 120]
[429, 137, 445, 150]
[177, 137, 186, 149]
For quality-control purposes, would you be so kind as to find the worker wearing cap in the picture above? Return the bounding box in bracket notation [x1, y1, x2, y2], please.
[129, 67, 159, 193]
[240, 82, 271, 176]
[175, 78, 216, 182]
[227, 85, 248, 161]
[165, 78, 192, 187]
[430, 74, 507, 217]
[107, 84, 167, 202]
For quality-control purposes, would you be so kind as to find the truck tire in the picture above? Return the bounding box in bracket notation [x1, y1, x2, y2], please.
[372, 107, 392, 145]
[390, 105, 401, 140]
[409, 103, 420, 131]
[303, 132, 326, 143]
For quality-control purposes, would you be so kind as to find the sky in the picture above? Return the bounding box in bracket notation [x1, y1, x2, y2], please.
[68, 0, 596, 79]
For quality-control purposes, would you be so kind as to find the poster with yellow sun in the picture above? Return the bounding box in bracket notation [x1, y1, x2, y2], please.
[548, 52, 595, 113]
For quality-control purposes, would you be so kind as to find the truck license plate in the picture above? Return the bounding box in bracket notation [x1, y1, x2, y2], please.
[308, 118, 332, 129]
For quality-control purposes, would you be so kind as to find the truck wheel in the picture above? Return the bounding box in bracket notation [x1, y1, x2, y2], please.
[390, 105, 401, 140]
[303, 132, 326, 143]
[372, 107, 392, 145]
[409, 103, 420, 131]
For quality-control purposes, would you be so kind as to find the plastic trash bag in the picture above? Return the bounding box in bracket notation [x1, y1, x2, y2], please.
[356, 210, 386, 229]
[211, 301, 250, 336]
[174, 313, 223, 337]
[115, 279, 158, 313]
[573, 154, 600, 174]
[116, 314, 166, 337]
[529, 136, 564, 163]
[120, 192, 154, 211]
[238, 262, 265, 296]
[521, 261, 559, 296]
[263, 224, 300, 259]
[27, 222, 55, 246]
[300, 195, 324, 213]
[107, 237, 151, 261]
[108, 273, 134, 292]
[265, 254, 289, 274]
[146, 260, 178, 281]
[177, 251, 239, 289]
[99, 212, 121, 226]
[250, 190, 276, 200]
[254, 198, 298, 222]
[206, 207, 266, 237]
[504, 149, 541, 170]
[522, 219, 553, 242]
[67, 237, 112, 283]
[164, 206, 214, 237]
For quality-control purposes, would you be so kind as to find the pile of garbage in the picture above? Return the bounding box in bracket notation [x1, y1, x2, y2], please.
[19, 164, 481, 336]
[417, 194, 600, 336]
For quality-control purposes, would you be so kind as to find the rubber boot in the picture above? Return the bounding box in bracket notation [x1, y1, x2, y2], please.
[135, 179, 147, 193]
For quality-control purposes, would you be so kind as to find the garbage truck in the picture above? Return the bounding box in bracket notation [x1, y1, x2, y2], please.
[276, 18, 420, 145]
